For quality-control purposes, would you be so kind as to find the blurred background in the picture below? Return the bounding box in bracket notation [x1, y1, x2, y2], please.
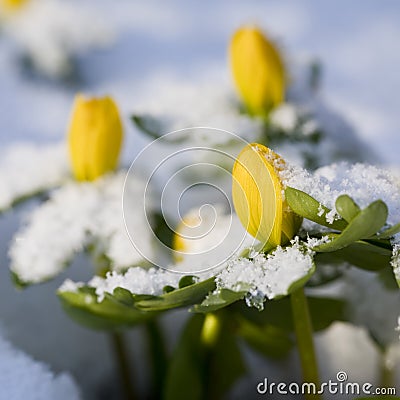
[0, 1, 399, 399]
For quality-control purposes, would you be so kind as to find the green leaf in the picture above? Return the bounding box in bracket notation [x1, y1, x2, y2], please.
[112, 287, 134, 306]
[164, 315, 205, 400]
[131, 114, 163, 140]
[234, 296, 347, 333]
[58, 289, 157, 330]
[205, 315, 247, 399]
[237, 318, 293, 359]
[179, 275, 198, 289]
[314, 200, 388, 252]
[285, 187, 347, 231]
[378, 266, 400, 290]
[134, 277, 216, 311]
[315, 240, 392, 271]
[192, 288, 247, 313]
[335, 195, 360, 222]
[374, 221, 400, 239]
[164, 313, 247, 400]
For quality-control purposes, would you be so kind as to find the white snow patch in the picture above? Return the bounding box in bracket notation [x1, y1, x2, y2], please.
[9, 171, 153, 283]
[269, 103, 299, 131]
[2, 0, 113, 78]
[87, 267, 182, 302]
[279, 162, 400, 229]
[216, 237, 315, 307]
[0, 142, 69, 212]
[0, 332, 81, 400]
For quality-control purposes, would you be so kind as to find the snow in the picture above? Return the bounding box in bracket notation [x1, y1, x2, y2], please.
[269, 103, 298, 131]
[0, 142, 70, 212]
[216, 237, 317, 307]
[0, 331, 81, 400]
[279, 161, 400, 229]
[9, 171, 153, 283]
[132, 79, 263, 146]
[0, 1, 399, 395]
[2, 0, 113, 78]
[85, 267, 181, 302]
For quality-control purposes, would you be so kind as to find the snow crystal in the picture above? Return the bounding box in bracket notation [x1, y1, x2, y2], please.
[216, 237, 315, 306]
[3, 0, 113, 78]
[280, 161, 400, 229]
[0, 332, 80, 400]
[173, 204, 257, 274]
[9, 171, 153, 283]
[0, 142, 69, 212]
[86, 267, 181, 302]
[58, 279, 83, 293]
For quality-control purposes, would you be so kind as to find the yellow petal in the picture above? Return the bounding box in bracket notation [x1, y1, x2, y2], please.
[232, 143, 283, 248]
[67, 94, 123, 181]
[229, 26, 285, 116]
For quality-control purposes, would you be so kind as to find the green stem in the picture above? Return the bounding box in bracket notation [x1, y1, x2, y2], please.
[290, 287, 321, 400]
[145, 319, 168, 399]
[110, 332, 137, 400]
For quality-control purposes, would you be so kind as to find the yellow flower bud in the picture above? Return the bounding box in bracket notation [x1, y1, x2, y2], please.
[67, 94, 123, 181]
[232, 143, 301, 250]
[229, 26, 286, 116]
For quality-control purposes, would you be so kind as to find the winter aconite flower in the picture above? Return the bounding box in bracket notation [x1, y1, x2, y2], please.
[68, 95, 123, 181]
[232, 143, 301, 250]
[229, 26, 285, 116]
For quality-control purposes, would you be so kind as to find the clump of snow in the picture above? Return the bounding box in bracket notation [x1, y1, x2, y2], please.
[397, 317, 400, 340]
[278, 161, 400, 229]
[216, 237, 315, 308]
[86, 267, 182, 302]
[2, 0, 113, 78]
[269, 103, 299, 132]
[0, 332, 81, 400]
[9, 171, 153, 284]
[0, 142, 69, 212]
[172, 204, 257, 274]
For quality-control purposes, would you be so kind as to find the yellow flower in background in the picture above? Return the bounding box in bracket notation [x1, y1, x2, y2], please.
[68, 94, 123, 181]
[232, 143, 301, 250]
[0, 0, 28, 15]
[229, 26, 286, 116]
